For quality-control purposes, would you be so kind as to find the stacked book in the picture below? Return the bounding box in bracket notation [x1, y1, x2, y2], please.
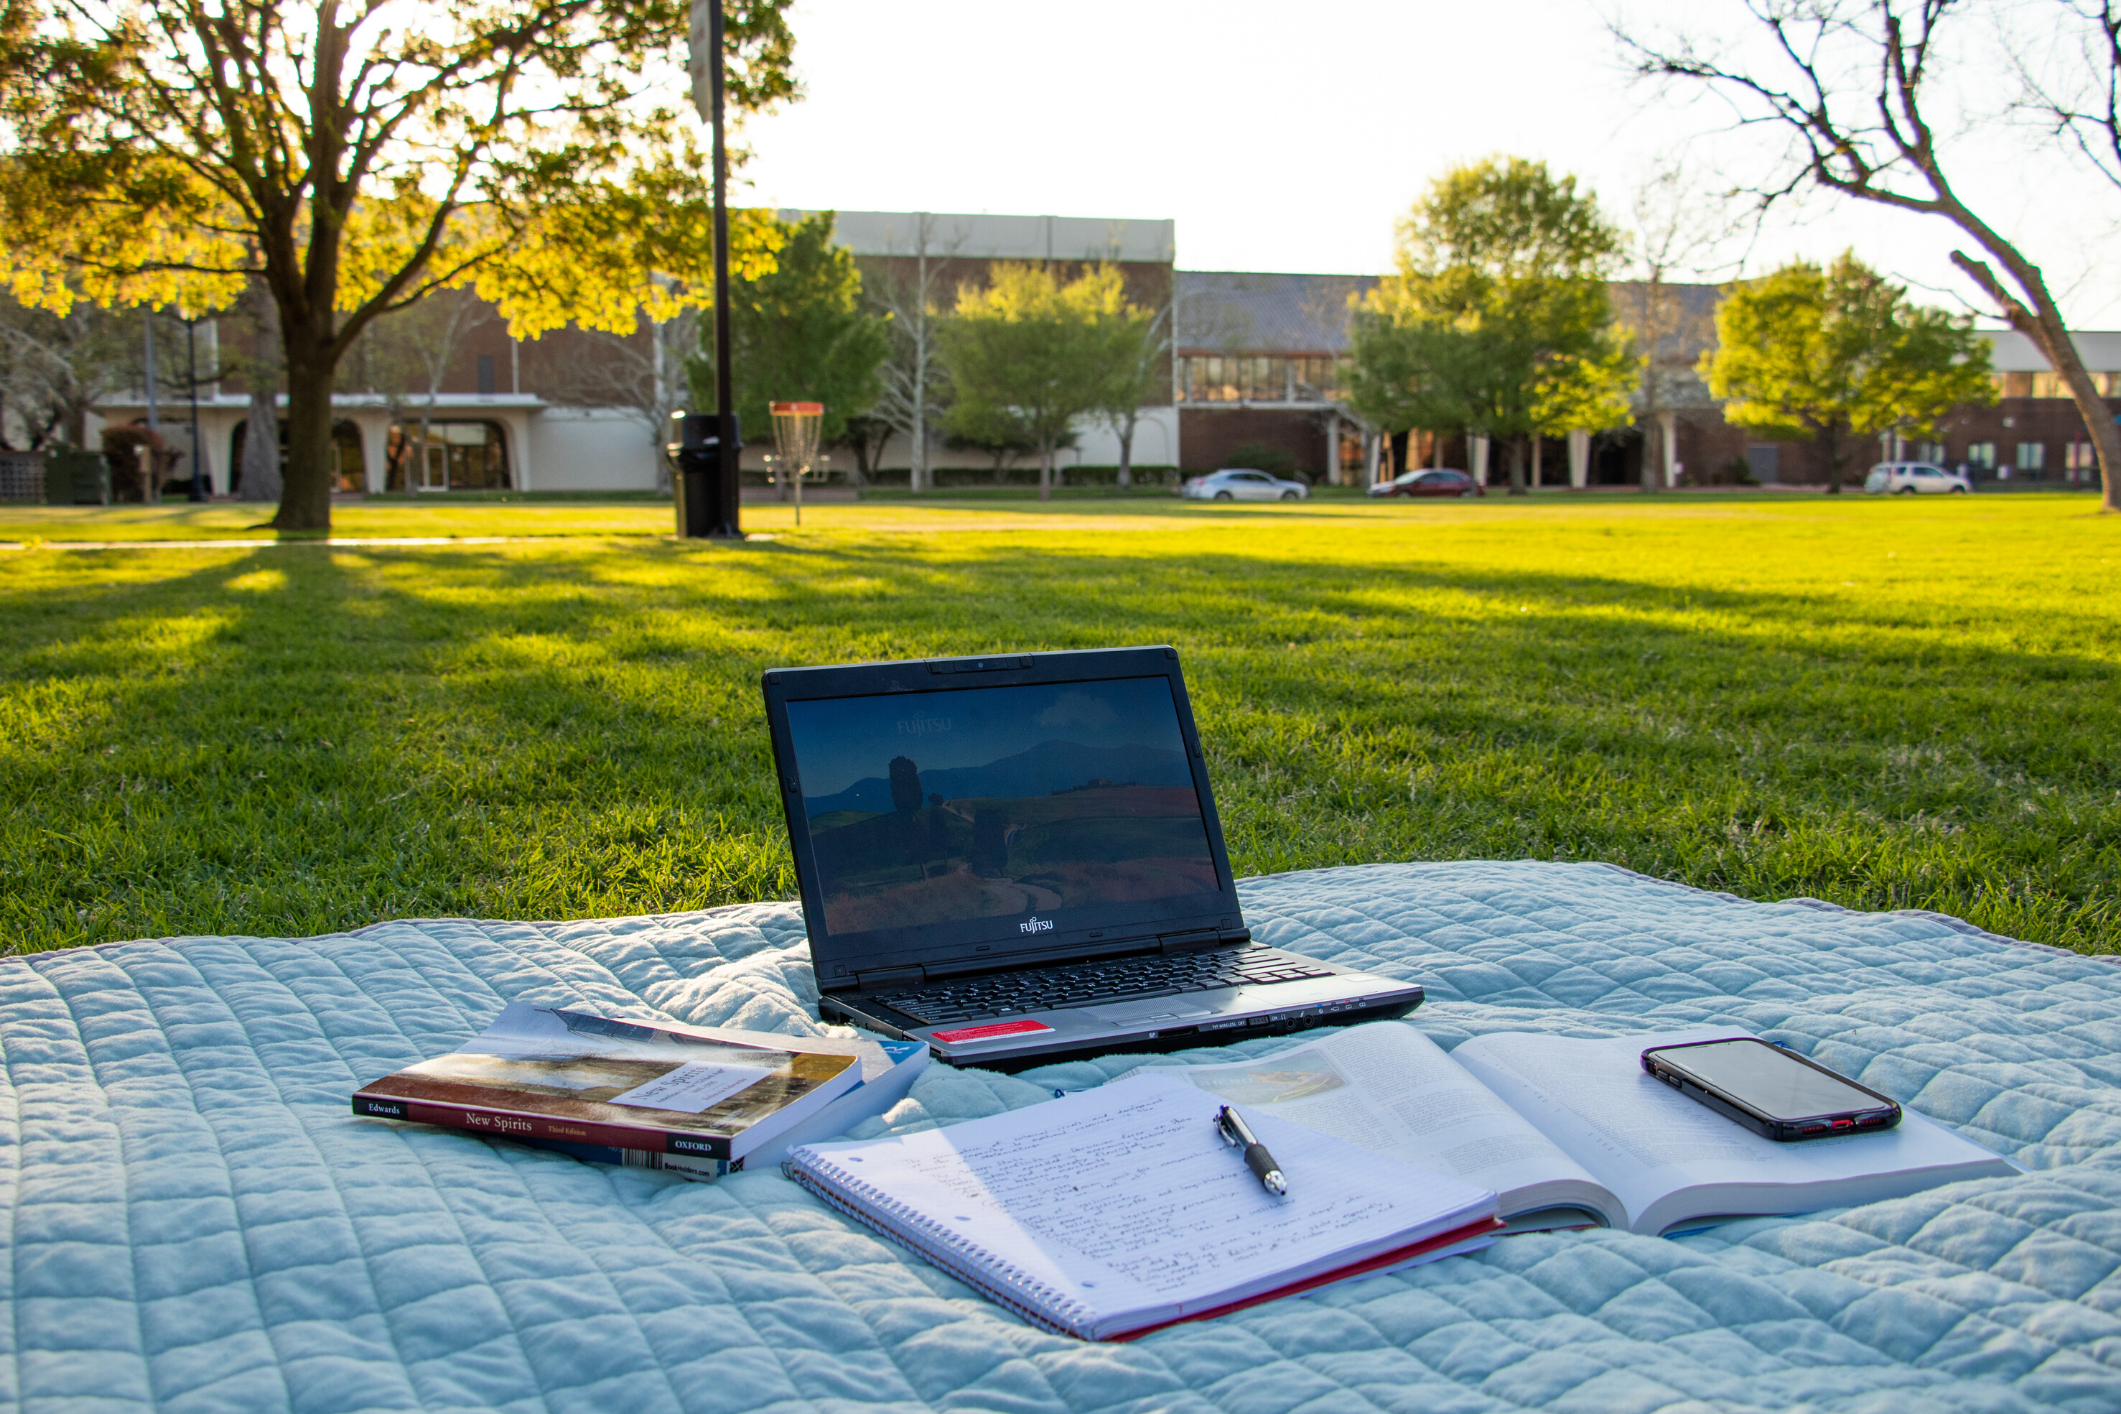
[353, 1002, 927, 1177]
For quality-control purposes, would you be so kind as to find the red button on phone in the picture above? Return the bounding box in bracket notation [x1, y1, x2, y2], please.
[1831, 1118, 1853, 1130]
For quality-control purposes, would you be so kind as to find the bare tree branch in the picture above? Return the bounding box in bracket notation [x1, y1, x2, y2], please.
[1617, 0, 2121, 511]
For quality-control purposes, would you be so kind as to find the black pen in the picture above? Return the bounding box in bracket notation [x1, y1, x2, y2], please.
[1216, 1105, 1288, 1196]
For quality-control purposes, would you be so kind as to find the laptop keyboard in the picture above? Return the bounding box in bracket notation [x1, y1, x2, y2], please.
[868, 945, 1334, 1026]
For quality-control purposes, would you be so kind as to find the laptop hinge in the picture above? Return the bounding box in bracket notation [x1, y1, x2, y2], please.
[1159, 923, 1251, 953]
[853, 965, 926, 992]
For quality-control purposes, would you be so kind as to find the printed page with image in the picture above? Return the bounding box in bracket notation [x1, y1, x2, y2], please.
[1158, 1022, 2016, 1236]
[1159, 1024, 1625, 1231]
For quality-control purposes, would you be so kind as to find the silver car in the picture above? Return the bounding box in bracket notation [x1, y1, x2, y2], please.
[1181, 468, 1309, 502]
[1864, 462, 1972, 495]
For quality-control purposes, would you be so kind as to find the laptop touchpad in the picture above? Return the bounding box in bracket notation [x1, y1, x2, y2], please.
[1086, 996, 1223, 1026]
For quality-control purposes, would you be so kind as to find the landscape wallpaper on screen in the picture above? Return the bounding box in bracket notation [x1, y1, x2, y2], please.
[785, 678, 1219, 935]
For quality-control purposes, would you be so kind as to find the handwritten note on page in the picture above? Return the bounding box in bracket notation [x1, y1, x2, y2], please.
[789, 1070, 1498, 1338]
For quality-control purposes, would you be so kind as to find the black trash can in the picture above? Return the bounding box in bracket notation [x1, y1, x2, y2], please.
[668, 413, 742, 539]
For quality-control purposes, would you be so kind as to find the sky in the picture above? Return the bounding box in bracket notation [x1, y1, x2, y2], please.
[727, 0, 2121, 328]
[783, 679, 1187, 799]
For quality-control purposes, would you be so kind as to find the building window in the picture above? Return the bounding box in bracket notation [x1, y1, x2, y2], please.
[1178, 353, 1351, 403]
[384, 419, 511, 491]
[2066, 441, 2097, 483]
[2015, 442, 2047, 478]
[1915, 442, 1947, 464]
[2012, 371, 2121, 397]
[1964, 441, 1996, 471]
[477, 355, 497, 396]
[1292, 357, 1346, 401]
[1179, 355, 1290, 403]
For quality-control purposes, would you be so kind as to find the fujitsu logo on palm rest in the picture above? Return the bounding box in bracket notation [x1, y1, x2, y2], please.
[1019, 915, 1054, 934]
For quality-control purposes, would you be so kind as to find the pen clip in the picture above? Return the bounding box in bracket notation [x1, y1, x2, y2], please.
[1215, 1105, 1247, 1147]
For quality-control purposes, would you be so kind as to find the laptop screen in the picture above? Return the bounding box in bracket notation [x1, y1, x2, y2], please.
[782, 675, 1221, 939]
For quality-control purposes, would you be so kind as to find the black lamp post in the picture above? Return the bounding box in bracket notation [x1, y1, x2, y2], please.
[677, 0, 742, 539]
[186, 315, 208, 501]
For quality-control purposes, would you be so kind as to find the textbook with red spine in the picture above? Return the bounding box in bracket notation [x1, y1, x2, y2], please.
[353, 1003, 868, 1164]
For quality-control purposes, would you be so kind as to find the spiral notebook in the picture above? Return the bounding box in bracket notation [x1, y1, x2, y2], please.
[783, 1070, 1502, 1340]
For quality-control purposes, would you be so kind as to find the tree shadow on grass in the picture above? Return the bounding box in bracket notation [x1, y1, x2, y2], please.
[0, 536, 2114, 955]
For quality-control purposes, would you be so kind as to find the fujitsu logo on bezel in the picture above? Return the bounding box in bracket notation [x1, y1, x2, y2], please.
[1019, 914, 1054, 934]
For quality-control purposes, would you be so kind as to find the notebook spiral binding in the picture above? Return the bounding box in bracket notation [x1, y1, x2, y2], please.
[789, 1152, 1097, 1339]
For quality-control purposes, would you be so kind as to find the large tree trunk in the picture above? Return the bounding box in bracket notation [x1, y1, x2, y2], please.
[1821, 420, 1845, 495]
[1115, 411, 1137, 488]
[274, 346, 337, 530]
[65, 392, 95, 453]
[1038, 442, 1053, 501]
[237, 275, 284, 502]
[910, 246, 929, 494]
[238, 382, 281, 502]
[1506, 436, 1526, 496]
[909, 392, 926, 494]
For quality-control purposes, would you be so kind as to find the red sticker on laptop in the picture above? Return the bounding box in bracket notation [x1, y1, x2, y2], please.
[929, 1019, 1054, 1044]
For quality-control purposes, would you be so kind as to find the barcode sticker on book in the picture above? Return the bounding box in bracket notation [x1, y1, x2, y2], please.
[609, 1062, 773, 1114]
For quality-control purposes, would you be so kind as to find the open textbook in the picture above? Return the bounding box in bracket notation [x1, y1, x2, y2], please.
[1154, 1023, 2018, 1236]
[785, 1070, 1503, 1341]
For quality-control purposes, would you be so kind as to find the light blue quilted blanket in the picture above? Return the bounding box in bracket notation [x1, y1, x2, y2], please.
[8, 861, 2121, 1413]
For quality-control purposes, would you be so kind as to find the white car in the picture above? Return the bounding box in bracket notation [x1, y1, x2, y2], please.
[1180, 468, 1309, 502]
[1864, 462, 1972, 495]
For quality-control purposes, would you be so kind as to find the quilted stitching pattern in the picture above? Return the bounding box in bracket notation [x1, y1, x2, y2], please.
[5, 860, 2120, 1412]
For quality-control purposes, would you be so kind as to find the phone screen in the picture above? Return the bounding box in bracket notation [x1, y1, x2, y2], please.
[1656, 1040, 1882, 1119]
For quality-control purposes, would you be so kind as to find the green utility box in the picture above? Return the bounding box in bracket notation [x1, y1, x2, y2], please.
[43, 450, 110, 505]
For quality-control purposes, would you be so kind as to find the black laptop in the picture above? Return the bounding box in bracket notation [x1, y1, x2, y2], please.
[761, 645, 1423, 1070]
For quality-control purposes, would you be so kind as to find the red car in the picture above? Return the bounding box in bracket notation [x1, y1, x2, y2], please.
[1369, 468, 1482, 498]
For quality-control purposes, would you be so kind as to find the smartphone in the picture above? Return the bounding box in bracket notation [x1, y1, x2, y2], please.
[1640, 1037, 1901, 1142]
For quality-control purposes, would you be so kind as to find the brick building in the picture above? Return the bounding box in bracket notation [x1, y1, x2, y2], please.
[85, 205, 2119, 492]
[1173, 270, 2119, 489]
[1174, 271, 1376, 482]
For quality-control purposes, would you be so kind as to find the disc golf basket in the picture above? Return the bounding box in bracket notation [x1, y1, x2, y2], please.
[767, 401, 824, 525]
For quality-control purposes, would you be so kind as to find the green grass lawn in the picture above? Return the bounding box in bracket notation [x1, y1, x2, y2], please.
[3, 491, 2115, 957]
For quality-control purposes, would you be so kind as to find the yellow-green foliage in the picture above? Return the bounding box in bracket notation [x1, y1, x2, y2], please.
[941, 263, 1151, 492]
[1, 492, 2115, 955]
[1350, 157, 1633, 444]
[1704, 252, 1995, 460]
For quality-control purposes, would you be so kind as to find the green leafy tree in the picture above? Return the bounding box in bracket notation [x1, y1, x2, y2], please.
[1347, 157, 1631, 494]
[1703, 253, 1995, 494]
[689, 211, 889, 449]
[944, 404, 1043, 484]
[1091, 298, 1170, 488]
[0, 291, 141, 449]
[0, 0, 797, 530]
[940, 262, 1142, 501]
